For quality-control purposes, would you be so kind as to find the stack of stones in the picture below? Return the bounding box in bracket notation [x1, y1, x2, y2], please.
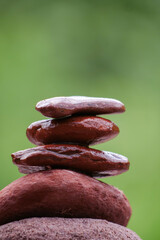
[0, 96, 142, 240]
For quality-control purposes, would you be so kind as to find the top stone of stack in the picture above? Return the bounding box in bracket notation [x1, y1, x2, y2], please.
[36, 96, 125, 118]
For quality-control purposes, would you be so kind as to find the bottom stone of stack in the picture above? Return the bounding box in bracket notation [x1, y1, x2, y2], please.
[0, 217, 142, 240]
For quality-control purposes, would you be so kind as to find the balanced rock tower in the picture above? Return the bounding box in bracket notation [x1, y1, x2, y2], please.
[0, 96, 142, 240]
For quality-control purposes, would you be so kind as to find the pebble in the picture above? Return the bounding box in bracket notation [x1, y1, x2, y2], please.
[12, 144, 129, 177]
[26, 116, 119, 146]
[36, 96, 125, 118]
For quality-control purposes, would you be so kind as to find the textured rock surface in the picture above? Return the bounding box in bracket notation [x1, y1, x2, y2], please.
[36, 96, 125, 118]
[0, 217, 142, 240]
[0, 170, 131, 226]
[12, 144, 129, 177]
[26, 116, 119, 146]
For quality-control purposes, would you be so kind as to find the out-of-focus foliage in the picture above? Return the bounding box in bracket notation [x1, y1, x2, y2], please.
[0, 1, 160, 239]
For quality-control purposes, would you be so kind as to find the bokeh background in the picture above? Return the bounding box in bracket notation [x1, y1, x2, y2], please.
[0, 0, 160, 239]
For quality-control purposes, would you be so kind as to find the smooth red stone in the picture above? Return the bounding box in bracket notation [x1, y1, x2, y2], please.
[12, 144, 129, 177]
[0, 170, 131, 226]
[36, 96, 125, 118]
[26, 116, 119, 146]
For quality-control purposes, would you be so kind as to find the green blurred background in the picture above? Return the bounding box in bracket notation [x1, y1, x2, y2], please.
[0, 0, 160, 239]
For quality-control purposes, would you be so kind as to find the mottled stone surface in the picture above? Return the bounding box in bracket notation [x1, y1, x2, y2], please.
[0, 170, 131, 226]
[0, 217, 142, 240]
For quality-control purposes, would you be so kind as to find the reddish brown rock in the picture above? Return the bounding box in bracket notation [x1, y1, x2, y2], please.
[12, 144, 129, 177]
[0, 217, 142, 240]
[26, 116, 119, 146]
[0, 170, 131, 226]
[36, 96, 125, 118]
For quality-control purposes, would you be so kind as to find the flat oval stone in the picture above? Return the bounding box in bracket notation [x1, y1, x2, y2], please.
[36, 96, 125, 118]
[0, 218, 142, 240]
[12, 144, 129, 177]
[26, 116, 119, 146]
[0, 169, 131, 226]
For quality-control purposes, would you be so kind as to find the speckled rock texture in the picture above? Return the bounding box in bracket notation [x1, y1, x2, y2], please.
[26, 116, 119, 146]
[12, 144, 129, 177]
[0, 217, 142, 240]
[0, 169, 131, 226]
[36, 96, 125, 118]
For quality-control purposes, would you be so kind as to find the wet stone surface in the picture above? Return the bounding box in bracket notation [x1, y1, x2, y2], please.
[26, 116, 119, 146]
[12, 144, 129, 177]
